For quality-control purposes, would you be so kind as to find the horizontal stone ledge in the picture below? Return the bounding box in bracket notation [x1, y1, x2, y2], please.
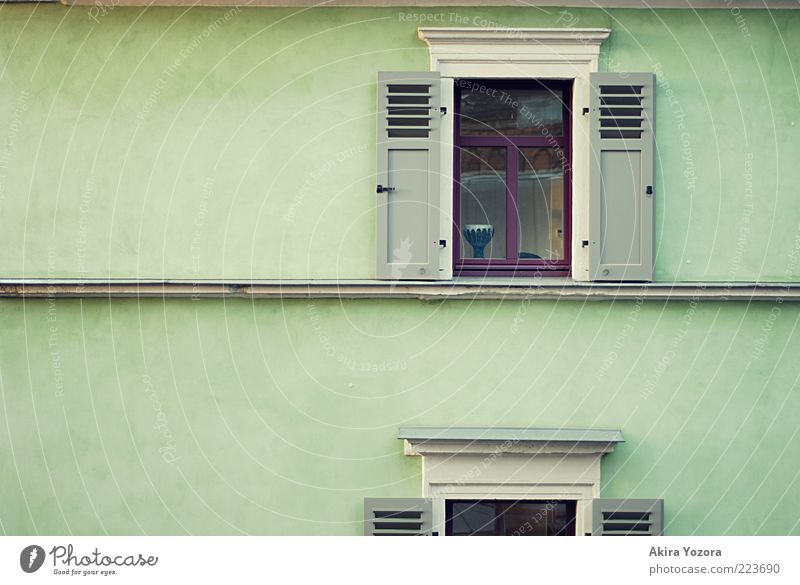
[1, 279, 799, 301]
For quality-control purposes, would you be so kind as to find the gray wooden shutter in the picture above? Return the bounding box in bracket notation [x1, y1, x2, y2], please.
[592, 498, 664, 535]
[589, 72, 655, 281]
[376, 72, 442, 280]
[363, 497, 433, 536]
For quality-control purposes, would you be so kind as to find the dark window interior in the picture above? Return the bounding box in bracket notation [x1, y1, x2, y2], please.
[455, 79, 572, 277]
[445, 499, 576, 536]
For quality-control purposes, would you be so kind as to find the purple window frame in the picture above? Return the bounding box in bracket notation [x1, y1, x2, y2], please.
[453, 79, 573, 277]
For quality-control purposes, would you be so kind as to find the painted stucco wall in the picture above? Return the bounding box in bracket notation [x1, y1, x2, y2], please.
[1, 6, 799, 536]
[0, 6, 798, 281]
[1, 297, 799, 535]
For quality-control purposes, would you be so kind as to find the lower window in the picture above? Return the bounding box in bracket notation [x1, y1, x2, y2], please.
[445, 499, 576, 536]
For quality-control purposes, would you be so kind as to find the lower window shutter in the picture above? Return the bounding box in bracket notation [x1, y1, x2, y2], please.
[376, 71, 443, 280]
[363, 497, 433, 536]
[589, 72, 655, 282]
[592, 498, 664, 535]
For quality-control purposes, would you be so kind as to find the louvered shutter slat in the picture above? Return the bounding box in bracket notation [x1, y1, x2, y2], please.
[589, 72, 655, 281]
[592, 498, 664, 536]
[364, 497, 433, 536]
[376, 71, 443, 280]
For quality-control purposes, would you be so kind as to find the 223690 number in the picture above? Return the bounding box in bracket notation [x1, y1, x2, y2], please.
[735, 563, 780, 574]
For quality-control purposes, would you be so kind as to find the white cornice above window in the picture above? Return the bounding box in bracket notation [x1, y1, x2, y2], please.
[418, 27, 612, 46]
[417, 27, 611, 75]
[400, 426, 624, 456]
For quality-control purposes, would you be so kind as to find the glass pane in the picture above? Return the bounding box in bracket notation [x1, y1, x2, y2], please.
[460, 85, 564, 136]
[503, 502, 549, 536]
[546, 501, 576, 536]
[504, 501, 574, 536]
[460, 147, 506, 260]
[449, 502, 499, 536]
[517, 147, 565, 260]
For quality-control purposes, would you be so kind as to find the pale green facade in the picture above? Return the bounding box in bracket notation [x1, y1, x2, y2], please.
[0, 5, 799, 535]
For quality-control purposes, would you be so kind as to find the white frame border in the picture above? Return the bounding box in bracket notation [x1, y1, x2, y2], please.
[419, 451, 605, 537]
[419, 27, 611, 281]
[429, 482, 596, 537]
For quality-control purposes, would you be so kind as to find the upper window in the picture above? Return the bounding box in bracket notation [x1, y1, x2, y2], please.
[376, 64, 654, 283]
[455, 80, 572, 277]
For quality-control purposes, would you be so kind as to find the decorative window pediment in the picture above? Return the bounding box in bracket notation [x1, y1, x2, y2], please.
[398, 426, 625, 535]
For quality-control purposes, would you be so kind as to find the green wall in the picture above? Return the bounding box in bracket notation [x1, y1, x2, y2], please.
[1, 297, 799, 535]
[0, 6, 798, 280]
[1, 6, 799, 536]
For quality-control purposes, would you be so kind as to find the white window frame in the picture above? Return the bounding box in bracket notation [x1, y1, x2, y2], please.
[402, 428, 622, 536]
[419, 27, 611, 282]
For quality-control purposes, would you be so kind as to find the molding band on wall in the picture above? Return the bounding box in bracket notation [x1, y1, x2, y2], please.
[1, 280, 799, 301]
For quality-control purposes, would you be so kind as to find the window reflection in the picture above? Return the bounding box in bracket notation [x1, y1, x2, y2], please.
[517, 148, 565, 260]
[460, 87, 564, 137]
[459, 147, 506, 259]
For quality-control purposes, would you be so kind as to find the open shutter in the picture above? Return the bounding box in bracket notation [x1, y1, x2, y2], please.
[592, 498, 664, 535]
[364, 497, 433, 536]
[376, 72, 443, 280]
[589, 72, 655, 281]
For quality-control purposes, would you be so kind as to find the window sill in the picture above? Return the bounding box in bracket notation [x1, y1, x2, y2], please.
[1, 278, 800, 301]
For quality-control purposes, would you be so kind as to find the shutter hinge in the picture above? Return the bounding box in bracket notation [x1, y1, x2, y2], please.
[646, 185, 653, 197]
[438, 239, 447, 248]
[376, 185, 395, 194]
[582, 107, 589, 116]
[440, 106, 447, 115]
